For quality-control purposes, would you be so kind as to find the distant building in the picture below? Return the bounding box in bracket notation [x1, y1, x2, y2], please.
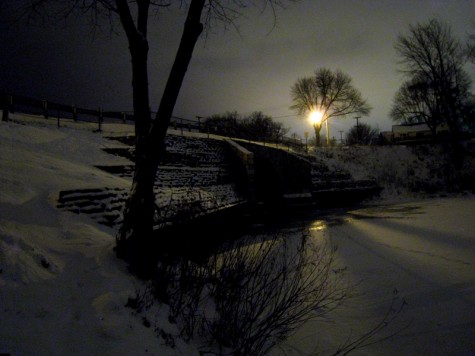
[380, 122, 450, 144]
[393, 122, 432, 141]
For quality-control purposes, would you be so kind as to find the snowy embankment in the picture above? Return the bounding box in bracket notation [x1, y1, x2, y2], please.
[0, 115, 204, 355]
[316, 142, 475, 203]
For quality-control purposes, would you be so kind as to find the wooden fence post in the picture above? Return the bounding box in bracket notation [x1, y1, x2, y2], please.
[8, 95, 14, 113]
[97, 107, 103, 132]
[2, 94, 9, 121]
[1, 108, 7, 121]
[72, 105, 78, 121]
[42, 100, 49, 119]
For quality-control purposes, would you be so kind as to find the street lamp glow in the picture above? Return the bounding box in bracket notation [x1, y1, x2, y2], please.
[309, 110, 323, 125]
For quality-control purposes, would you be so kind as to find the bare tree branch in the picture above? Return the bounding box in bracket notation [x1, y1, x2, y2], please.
[392, 18, 473, 136]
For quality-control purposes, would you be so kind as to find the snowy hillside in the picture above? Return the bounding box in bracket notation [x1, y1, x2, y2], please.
[314, 142, 475, 202]
[0, 115, 204, 355]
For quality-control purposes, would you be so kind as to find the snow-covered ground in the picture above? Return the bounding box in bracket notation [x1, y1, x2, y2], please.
[316, 142, 475, 203]
[285, 197, 475, 355]
[1, 114, 474, 355]
[0, 115, 200, 355]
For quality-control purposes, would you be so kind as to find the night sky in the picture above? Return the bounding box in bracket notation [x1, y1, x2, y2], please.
[1, 0, 474, 138]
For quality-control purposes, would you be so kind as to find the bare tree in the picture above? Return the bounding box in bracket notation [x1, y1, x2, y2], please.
[19, 0, 298, 274]
[467, 24, 475, 63]
[391, 18, 474, 139]
[290, 68, 371, 146]
[346, 122, 379, 145]
[390, 75, 444, 136]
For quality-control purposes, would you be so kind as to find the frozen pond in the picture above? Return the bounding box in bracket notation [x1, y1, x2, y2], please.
[283, 196, 475, 355]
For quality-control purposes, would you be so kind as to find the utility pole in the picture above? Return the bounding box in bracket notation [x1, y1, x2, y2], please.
[325, 119, 330, 146]
[354, 116, 361, 144]
[196, 115, 203, 131]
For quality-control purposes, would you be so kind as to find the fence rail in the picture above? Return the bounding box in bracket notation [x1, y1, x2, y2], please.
[0, 93, 201, 130]
[1, 93, 305, 152]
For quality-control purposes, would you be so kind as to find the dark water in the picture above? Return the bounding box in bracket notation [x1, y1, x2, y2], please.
[154, 201, 355, 261]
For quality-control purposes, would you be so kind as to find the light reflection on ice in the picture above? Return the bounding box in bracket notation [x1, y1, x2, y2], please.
[309, 220, 327, 232]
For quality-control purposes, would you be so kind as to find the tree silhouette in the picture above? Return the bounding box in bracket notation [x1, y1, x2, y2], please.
[346, 122, 379, 145]
[468, 25, 475, 63]
[20, 0, 296, 274]
[290, 68, 371, 146]
[391, 18, 474, 138]
[204, 111, 288, 142]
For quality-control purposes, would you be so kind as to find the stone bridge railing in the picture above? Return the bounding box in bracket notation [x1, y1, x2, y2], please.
[225, 139, 381, 207]
[225, 139, 314, 205]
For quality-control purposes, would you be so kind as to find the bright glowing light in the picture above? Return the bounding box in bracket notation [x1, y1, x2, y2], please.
[309, 110, 323, 125]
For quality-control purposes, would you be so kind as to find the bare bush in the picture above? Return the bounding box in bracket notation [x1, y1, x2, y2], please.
[129, 230, 410, 355]
[330, 292, 409, 356]
[159, 232, 347, 355]
[165, 257, 211, 341]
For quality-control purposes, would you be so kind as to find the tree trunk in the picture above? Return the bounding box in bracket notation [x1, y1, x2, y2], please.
[116, 0, 205, 276]
[314, 124, 322, 146]
[150, 0, 205, 143]
[115, 24, 156, 275]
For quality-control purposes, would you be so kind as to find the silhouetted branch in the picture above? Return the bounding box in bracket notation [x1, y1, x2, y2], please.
[331, 291, 411, 355]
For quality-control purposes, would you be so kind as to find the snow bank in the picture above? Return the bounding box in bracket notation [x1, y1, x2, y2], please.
[0, 116, 197, 355]
[315, 143, 475, 203]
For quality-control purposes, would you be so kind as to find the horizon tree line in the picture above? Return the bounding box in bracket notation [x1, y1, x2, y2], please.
[204, 110, 289, 142]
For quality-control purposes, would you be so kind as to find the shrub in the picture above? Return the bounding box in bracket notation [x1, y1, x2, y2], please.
[158, 233, 346, 355]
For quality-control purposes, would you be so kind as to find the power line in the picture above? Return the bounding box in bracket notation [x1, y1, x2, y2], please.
[272, 114, 298, 119]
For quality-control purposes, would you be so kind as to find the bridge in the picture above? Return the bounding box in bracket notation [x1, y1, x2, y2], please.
[225, 139, 381, 208]
[57, 132, 381, 230]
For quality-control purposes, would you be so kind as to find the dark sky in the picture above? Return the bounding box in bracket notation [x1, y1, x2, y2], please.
[1, 1, 474, 138]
